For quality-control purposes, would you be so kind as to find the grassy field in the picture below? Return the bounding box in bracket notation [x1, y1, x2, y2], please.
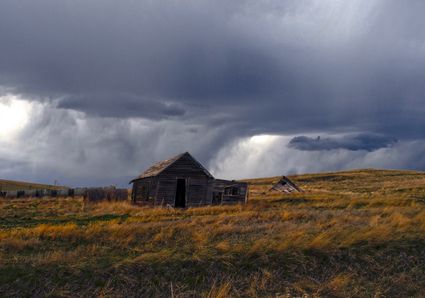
[0, 179, 65, 191]
[1, 169, 425, 297]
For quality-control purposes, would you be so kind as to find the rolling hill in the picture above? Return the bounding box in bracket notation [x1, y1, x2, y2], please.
[0, 179, 66, 191]
[1, 169, 425, 297]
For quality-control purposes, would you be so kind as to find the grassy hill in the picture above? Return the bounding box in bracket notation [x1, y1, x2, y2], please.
[0, 178, 66, 191]
[1, 169, 425, 297]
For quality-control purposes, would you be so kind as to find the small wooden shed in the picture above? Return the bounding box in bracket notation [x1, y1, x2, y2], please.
[130, 152, 248, 207]
[269, 176, 302, 193]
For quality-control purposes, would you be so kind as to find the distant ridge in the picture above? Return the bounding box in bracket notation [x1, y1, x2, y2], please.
[241, 168, 425, 182]
[0, 179, 66, 191]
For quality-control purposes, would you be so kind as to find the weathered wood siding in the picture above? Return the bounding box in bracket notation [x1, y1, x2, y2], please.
[133, 176, 247, 207]
[154, 154, 213, 207]
[131, 154, 213, 207]
[131, 152, 247, 208]
[132, 177, 158, 206]
[212, 179, 248, 205]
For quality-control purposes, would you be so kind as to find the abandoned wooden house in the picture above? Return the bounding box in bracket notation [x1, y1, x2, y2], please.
[269, 176, 302, 193]
[130, 152, 248, 207]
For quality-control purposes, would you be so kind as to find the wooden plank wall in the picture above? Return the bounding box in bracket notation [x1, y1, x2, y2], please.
[132, 178, 157, 205]
[131, 154, 247, 207]
[212, 179, 248, 204]
[154, 154, 213, 207]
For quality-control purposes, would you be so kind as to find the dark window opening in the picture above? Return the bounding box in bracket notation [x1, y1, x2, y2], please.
[224, 187, 240, 196]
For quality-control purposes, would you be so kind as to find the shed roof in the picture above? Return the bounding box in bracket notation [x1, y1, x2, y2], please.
[269, 176, 302, 193]
[130, 152, 214, 182]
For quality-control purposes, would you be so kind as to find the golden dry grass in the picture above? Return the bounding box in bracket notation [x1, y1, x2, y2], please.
[1, 169, 425, 297]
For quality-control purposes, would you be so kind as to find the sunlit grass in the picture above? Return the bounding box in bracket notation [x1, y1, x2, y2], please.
[1, 169, 425, 296]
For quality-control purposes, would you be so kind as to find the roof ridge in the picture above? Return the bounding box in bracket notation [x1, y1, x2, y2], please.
[130, 152, 213, 183]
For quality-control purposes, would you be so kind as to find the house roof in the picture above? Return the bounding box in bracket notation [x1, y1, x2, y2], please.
[130, 152, 214, 183]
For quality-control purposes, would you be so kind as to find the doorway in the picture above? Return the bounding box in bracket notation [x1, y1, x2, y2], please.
[212, 192, 222, 205]
[175, 179, 186, 208]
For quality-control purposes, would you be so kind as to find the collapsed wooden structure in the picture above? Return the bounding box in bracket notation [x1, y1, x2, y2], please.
[269, 176, 302, 193]
[130, 152, 248, 207]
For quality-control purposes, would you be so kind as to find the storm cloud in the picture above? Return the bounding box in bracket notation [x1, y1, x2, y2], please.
[288, 134, 397, 152]
[1, 0, 425, 185]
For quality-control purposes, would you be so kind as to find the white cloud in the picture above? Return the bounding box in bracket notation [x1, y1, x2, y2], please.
[0, 95, 32, 141]
[1, 97, 425, 185]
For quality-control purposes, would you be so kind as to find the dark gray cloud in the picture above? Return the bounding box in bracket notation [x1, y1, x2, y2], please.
[1, 0, 425, 184]
[0, 0, 423, 132]
[0, 0, 282, 116]
[57, 94, 186, 119]
[0, 159, 29, 178]
[288, 134, 397, 152]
